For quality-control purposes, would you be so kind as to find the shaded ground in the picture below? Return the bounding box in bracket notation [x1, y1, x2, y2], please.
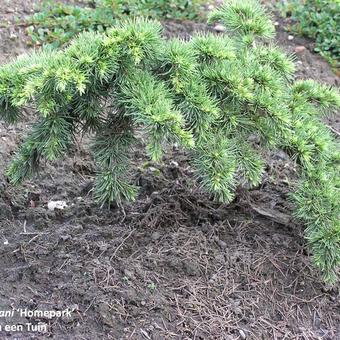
[0, 1, 339, 339]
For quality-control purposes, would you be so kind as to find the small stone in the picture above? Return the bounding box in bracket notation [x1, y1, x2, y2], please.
[141, 300, 146, 306]
[218, 239, 227, 248]
[294, 45, 306, 53]
[170, 160, 179, 167]
[214, 24, 226, 32]
[151, 231, 161, 241]
[47, 200, 67, 211]
[274, 21, 279, 26]
[288, 35, 294, 41]
[9, 33, 17, 40]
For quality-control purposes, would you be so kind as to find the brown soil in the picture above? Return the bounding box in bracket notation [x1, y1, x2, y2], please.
[0, 1, 339, 339]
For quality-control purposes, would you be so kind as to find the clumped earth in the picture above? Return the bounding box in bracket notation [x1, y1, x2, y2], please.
[0, 1, 339, 339]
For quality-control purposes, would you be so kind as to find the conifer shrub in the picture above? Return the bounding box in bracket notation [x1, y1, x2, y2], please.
[1, 0, 339, 282]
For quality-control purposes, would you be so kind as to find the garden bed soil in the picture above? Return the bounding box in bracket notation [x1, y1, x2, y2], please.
[0, 1, 339, 339]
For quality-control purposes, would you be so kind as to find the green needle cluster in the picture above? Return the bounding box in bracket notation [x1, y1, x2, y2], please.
[1, 0, 339, 283]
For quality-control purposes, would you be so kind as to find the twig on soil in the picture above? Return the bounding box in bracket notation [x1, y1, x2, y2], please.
[249, 204, 291, 225]
[58, 258, 71, 271]
[110, 228, 135, 260]
[326, 124, 340, 137]
[140, 329, 151, 339]
[83, 297, 96, 315]
[26, 234, 41, 245]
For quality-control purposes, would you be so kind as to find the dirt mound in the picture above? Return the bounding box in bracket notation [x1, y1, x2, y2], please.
[0, 145, 339, 339]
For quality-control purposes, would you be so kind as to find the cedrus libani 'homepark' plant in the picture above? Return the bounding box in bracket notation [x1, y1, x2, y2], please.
[1, 0, 339, 282]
